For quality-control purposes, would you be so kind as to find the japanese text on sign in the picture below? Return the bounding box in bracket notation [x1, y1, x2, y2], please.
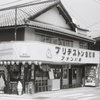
[55, 46, 95, 62]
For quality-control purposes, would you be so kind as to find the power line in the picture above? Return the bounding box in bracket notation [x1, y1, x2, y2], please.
[91, 30, 100, 32]
[0, 0, 43, 11]
[93, 0, 100, 4]
[61, 0, 89, 27]
[0, 0, 22, 6]
[86, 20, 100, 28]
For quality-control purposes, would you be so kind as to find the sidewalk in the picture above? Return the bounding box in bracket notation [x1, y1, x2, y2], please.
[0, 86, 99, 99]
[22, 86, 100, 99]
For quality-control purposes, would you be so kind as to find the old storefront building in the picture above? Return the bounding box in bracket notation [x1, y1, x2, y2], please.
[0, 0, 99, 94]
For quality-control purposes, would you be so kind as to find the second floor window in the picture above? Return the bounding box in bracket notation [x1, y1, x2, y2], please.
[79, 42, 88, 49]
[35, 34, 73, 47]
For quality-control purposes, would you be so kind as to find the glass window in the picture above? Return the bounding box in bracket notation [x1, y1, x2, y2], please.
[51, 37, 58, 44]
[35, 34, 41, 41]
[72, 69, 77, 79]
[79, 42, 83, 48]
[62, 39, 65, 46]
[46, 36, 51, 43]
[52, 68, 61, 79]
[69, 41, 73, 47]
[84, 43, 88, 49]
[41, 35, 45, 42]
[58, 38, 61, 45]
[79, 42, 88, 49]
[60, 39, 65, 46]
[35, 33, 74, 47]
[63, 69, 67, 78]
[65, 40, 69, 46]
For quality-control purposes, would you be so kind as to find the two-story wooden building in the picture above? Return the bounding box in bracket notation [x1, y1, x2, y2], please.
[0, 0, 99, 94]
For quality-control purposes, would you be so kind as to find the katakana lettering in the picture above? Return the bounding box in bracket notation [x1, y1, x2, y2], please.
[73, 49, 77, 56]
[81, 51, 84, 57]
[62, 48, 66, 55]
[55, 47, 61, 54]
[68, 49, 71, 55]
[61, 56, 65, 60]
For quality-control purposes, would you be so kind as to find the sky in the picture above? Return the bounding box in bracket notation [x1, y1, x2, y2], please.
[61, 0, 100, 37]
[0, 0, 100, 37]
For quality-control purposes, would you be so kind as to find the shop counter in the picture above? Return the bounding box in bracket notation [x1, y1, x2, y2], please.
[48, 79, 60, 90]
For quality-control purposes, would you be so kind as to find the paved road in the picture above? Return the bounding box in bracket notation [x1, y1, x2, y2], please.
[0, 87, 100, 100]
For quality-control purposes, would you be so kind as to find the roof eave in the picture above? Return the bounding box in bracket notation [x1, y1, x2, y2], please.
[57, 1, 76, 31]
[27, 25, 95, 43]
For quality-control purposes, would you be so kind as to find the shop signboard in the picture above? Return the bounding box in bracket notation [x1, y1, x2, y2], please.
[29, 42, 99, 64]
[0, 42, 99, 64]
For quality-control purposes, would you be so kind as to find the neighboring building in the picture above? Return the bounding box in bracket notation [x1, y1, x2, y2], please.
[90, 36, 100, 51]
[90, 36, 100, 85]
[0, 0, 99, 94]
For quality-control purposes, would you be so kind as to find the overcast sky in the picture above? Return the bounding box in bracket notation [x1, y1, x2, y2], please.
[0, 0, 100, 37]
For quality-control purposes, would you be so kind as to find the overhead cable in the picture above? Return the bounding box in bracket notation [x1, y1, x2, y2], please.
[61, 0, 89, 26]
[86, 20, 100, 28]
[0, 0, 22, 7]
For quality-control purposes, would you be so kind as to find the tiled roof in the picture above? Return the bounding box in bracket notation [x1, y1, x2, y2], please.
[0, 0, 60, 27]
[28, 21, 95, 42]
[0, 0, 94, 42]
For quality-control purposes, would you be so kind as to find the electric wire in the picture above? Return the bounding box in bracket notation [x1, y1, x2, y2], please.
[86, 20, 100, 28]
[93, 0, 100, 4]
[61, 0, 89, 27]
[0, 0, 43, 11]
[0, 0, 22, 6]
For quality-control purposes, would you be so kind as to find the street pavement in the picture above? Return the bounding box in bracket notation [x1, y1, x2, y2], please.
[0, 86, 100, 100]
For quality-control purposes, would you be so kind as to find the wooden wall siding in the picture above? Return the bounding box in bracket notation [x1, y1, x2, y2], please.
[0, 28, 24, 42]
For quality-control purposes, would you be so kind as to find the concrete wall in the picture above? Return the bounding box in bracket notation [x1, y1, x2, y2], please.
[24, 27, 35, 41]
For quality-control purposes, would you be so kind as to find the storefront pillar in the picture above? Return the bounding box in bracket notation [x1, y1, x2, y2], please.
[96, 64, 99, 86]
[20, 64, 25, 94]
[6, 65, 10, 94]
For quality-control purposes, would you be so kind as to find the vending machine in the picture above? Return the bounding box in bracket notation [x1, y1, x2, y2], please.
[85, 65, 99, 86]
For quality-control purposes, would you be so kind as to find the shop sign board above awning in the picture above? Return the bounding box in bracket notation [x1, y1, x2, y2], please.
[0, 42, 99, 64]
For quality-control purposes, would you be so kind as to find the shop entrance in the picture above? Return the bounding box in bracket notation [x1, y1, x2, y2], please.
[69, 69, 72, 88]
[72, 67, 82, 87]
[68, 66, 83, 88]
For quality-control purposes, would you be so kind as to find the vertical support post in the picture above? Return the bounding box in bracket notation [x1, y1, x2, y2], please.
[6, 65, 10, 94]
[61, 65, 63, 89]
[15, 8, 17, 41]
[97, 52, 100, 86]
[96, 64, 99, 86]
[21, 65, 25, 94]
[34, 65, 36, 92]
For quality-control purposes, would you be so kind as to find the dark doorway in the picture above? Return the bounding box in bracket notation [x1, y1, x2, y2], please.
[69, 69, 72, 88]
